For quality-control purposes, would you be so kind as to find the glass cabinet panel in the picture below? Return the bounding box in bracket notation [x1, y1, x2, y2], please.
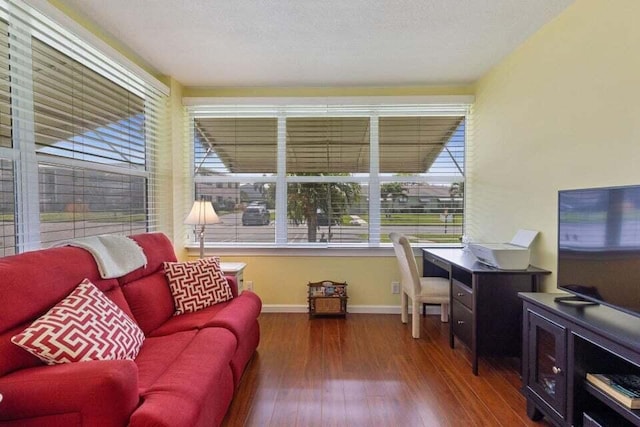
[528, 312, 567, 418]
[535, 327, 559, 398]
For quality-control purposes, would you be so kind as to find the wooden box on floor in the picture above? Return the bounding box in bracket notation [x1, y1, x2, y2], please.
[307, 280, 348, 318]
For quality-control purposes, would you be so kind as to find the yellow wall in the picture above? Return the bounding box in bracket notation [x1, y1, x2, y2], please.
[194, 255, 402, 308]
[469, 0, 640, 291]
[166, 78, 190, 260]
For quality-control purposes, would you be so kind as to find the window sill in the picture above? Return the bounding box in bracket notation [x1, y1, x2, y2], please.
[185, 243, 462, 257]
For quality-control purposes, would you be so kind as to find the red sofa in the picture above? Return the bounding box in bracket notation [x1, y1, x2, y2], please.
[0, 232, 261, 427]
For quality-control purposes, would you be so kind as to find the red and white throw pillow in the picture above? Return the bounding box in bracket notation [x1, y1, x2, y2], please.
[163, 257, 233, 315]
[11, 279, 145, 365]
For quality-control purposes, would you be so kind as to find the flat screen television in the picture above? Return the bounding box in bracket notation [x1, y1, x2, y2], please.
[557, 184, 640, 316]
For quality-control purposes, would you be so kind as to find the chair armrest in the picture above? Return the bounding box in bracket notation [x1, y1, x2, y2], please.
[225, 275, 239, 297]
[0, 360, 138, 426]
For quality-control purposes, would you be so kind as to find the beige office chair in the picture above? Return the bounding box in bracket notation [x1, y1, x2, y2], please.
[390, 232, 450, 338]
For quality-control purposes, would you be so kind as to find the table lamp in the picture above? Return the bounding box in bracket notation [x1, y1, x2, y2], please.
[185, 198, 220, 258]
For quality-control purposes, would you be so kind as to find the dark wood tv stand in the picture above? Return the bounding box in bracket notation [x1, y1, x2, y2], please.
[520, 293, 640, 426]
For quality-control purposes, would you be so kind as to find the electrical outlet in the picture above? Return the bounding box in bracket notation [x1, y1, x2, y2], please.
[391, 281, 400, 294]
[245, 280, 254, 291]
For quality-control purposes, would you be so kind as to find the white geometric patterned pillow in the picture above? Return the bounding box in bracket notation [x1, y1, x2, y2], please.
[163, 257, 233, 315]
[11, 279, 145, 365]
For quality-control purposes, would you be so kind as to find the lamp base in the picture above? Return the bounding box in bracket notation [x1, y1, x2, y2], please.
[199, 226, 205, 259]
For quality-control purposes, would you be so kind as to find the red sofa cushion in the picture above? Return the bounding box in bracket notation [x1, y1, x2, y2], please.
[163, 257, 233, 315]
[130, 328, 236, 427]
[0, 246, 119, 334]
[149, 291, 262, 339]
[119, 233, 177, 284]
[121, 271, 176, 335]
[12, 279, 145, 365]
[148, 290, 262, 386]
[0, 326, 44, 377]
[0, 246, 128, 377]
[0, 359, 139, 427]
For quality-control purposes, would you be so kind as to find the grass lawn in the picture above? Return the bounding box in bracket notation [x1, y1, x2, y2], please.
[360, 212, 463, 226]
[378, 233, 462, 244]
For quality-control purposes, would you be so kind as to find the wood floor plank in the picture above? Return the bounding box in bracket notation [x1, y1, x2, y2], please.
[222, 313, 552, 427]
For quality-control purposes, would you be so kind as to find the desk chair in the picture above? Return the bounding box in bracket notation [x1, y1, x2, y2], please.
[390, 232, 450, 338]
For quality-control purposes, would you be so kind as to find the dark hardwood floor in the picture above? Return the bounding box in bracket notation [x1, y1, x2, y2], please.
[223, 313, 551, 427]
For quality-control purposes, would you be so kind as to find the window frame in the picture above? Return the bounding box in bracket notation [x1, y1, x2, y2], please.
[186, 97, 472, 250]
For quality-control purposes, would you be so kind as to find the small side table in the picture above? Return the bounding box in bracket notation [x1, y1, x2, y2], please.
[220, 262, 246, 294]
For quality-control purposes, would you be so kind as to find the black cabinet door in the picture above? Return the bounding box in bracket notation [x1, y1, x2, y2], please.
[527, 310, 567, 422]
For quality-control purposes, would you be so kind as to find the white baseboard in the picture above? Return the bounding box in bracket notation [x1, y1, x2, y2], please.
[261, 304, 441, 315]
[261, 305, 307, 313]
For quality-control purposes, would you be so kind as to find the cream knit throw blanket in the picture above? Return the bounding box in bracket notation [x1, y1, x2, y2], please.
[61, 235, 147, 279]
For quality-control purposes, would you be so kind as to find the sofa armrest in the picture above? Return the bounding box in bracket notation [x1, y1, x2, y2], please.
[0, 360, 138, 427]
[225, 275, 239, 298]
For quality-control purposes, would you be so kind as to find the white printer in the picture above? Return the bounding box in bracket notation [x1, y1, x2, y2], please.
[468, 229, 539, 270]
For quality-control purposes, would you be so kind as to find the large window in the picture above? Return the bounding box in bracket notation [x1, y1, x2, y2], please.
[32, 38, 150, 244]
[285, 117, 370, 244]
[0, 0, 167, 254]
[189, 103, 468, 247]
[378, 116, 465, 243]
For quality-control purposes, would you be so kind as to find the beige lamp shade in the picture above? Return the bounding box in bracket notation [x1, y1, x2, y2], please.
[185, 199, 220, 225]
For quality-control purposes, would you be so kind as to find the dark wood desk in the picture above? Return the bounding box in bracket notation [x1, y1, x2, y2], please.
[422, 248, 550, 375]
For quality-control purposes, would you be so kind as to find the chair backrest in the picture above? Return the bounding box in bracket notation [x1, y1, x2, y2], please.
[390, 232, 421, 297]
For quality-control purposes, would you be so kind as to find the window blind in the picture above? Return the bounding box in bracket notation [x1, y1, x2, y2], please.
[0, 17, 12, 255]
[285, 117, 370, 243]
[286, 117, 370, 173]
[378, 116, 465, 243]
[38, 163, 147, 245]
[0, 157, 14, 255]
[0, 18, 9, 149]
[195, 117, 277, 176]
[194, 117, 277, 243]
[32, 38, 146, 167]
[379, 116, 464, 175]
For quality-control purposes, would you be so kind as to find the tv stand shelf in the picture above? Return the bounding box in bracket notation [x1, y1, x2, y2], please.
[520, 293, 640, 426]
[583, 381, 640, 425]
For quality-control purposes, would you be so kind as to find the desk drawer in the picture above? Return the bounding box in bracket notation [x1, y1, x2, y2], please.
[452, 300, 473, 348]
[452, 279, 473, 310]
[424, 254, 451, 272]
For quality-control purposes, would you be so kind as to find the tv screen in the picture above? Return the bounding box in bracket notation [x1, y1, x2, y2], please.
[558, 185, 640, 316]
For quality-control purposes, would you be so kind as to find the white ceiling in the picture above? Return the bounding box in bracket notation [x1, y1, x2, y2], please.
[56, 0, 574, 88]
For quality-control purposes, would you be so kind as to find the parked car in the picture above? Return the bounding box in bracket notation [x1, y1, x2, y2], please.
[242, 206, 270, 226]
[317, 210, 339, 226]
